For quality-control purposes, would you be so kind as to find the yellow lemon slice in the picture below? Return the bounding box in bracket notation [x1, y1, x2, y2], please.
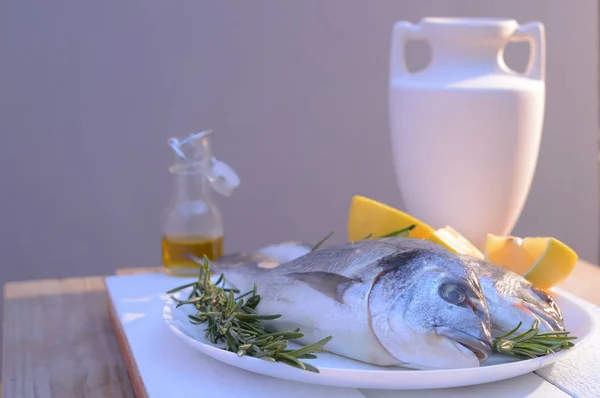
[347, 195, 435, 241]
[429, 226, 484, 259]
[485, 233, 578, 289]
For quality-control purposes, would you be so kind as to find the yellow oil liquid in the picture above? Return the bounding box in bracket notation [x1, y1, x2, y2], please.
[162, 235, 223, 276]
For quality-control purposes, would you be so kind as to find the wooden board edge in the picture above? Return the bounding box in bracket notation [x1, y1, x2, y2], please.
[116, 267, 163, 275]
[107, 294, 149, 398]
[2, 283, 8, 398]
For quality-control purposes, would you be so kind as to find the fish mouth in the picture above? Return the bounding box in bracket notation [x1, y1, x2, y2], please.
[520, 301, 564, 331]
[436, 327, 492, 362]
[522, 288, 565, 332]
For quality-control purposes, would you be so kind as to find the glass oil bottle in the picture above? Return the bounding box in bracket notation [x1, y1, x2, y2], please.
[162, 130, 240, 275]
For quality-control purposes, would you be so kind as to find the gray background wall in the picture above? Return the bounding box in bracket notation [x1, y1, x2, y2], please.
[0, 0, 598, 290]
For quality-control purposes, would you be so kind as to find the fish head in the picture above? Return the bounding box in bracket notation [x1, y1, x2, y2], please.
[369, 250, 492, 369]
[461, 256, 565, 335]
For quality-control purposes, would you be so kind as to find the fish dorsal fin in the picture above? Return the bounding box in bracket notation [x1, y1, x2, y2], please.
[377, 250, 422, 270]
[287, 271, 359, 303]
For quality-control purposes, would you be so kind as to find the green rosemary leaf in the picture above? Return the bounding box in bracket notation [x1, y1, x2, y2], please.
[187, 286, 198, 300]
[166, 281, 198, 294]
[188, 315, 203, 324]
[175, 296, 205, 307]
[277, 356, 320, 373]
[253, 336, 275, 346]
[235, 289, 256, 301]
[509, 349, 538, 359]
[495, 322, 523, 340]
[492, 321, 577, 359]
[536, 330, 573, 337]
[296, 353, 318, 359]
[246, 295, 261, 308]
[241, 306, 257, 315]
[514, 343, 553, 355]
[312, 231, 334, 252]
[285, 336, 332, 358]
[262, 340, 288, 351]
[226, 334, 237, 352]
[510, 328, 540, 344]
[275, 354, 307, 371]
[252, 331, 304, 341]
[229, 299, 245, 315]
[299, 361, 320, 373]
[530, 336, 577, 344]
[254, 349, 276, 358]
[236, 321, 265, 335]
[380, 224, 417, 238]
[235, 313, 282, 321]
[227, 290, 235, 310]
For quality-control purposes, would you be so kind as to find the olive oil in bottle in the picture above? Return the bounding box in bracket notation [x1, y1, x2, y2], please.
[162, 130, 239, 276]
[162, 235, 223, 272]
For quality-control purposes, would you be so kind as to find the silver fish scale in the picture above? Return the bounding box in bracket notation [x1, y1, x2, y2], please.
[276, 238, 453, 278]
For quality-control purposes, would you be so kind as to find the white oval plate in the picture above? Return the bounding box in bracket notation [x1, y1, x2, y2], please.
[163, 288, 595, 390]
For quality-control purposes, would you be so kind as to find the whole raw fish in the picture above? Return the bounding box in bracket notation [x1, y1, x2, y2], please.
[245, 239, 566, 336]
[206, 238, 493, 370]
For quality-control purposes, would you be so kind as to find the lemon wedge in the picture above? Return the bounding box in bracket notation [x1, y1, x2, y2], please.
[429, 226, 484, 259]
[347, 195, 435, 241]
[485, 233, 578, 288]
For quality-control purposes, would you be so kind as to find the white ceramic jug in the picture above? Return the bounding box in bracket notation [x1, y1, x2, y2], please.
[389, 17, 545, 249]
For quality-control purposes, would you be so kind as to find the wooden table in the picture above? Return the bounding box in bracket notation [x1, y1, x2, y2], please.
[3, 261, 600, 398]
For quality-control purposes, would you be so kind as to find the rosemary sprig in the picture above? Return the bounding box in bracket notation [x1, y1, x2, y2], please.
[492, 320, 577, 359]
[311, 223, 418, 250]
[380, 224, 417, 238]
[363, 224, 417, 240]
[167, 255, 332, 373]
[311, 231, 334, 252]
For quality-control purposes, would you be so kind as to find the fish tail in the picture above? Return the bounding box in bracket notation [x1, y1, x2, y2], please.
[219, 242, 312, 268]
[212, 253, 270, 270]
[209, 242, 312, 275]
[180, 254, 266, 288]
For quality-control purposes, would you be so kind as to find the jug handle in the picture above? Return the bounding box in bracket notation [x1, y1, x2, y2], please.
[390, 21, 423, 80]
[511, 22, 545, 81]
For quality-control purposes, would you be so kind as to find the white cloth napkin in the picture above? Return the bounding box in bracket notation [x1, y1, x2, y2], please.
[535, 291, 600, 398]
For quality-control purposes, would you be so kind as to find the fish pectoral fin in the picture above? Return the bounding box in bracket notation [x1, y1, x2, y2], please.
[287, 271, 359, 303]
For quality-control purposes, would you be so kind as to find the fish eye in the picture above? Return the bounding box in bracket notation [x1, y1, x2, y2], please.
[439, 283, 467, 305]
